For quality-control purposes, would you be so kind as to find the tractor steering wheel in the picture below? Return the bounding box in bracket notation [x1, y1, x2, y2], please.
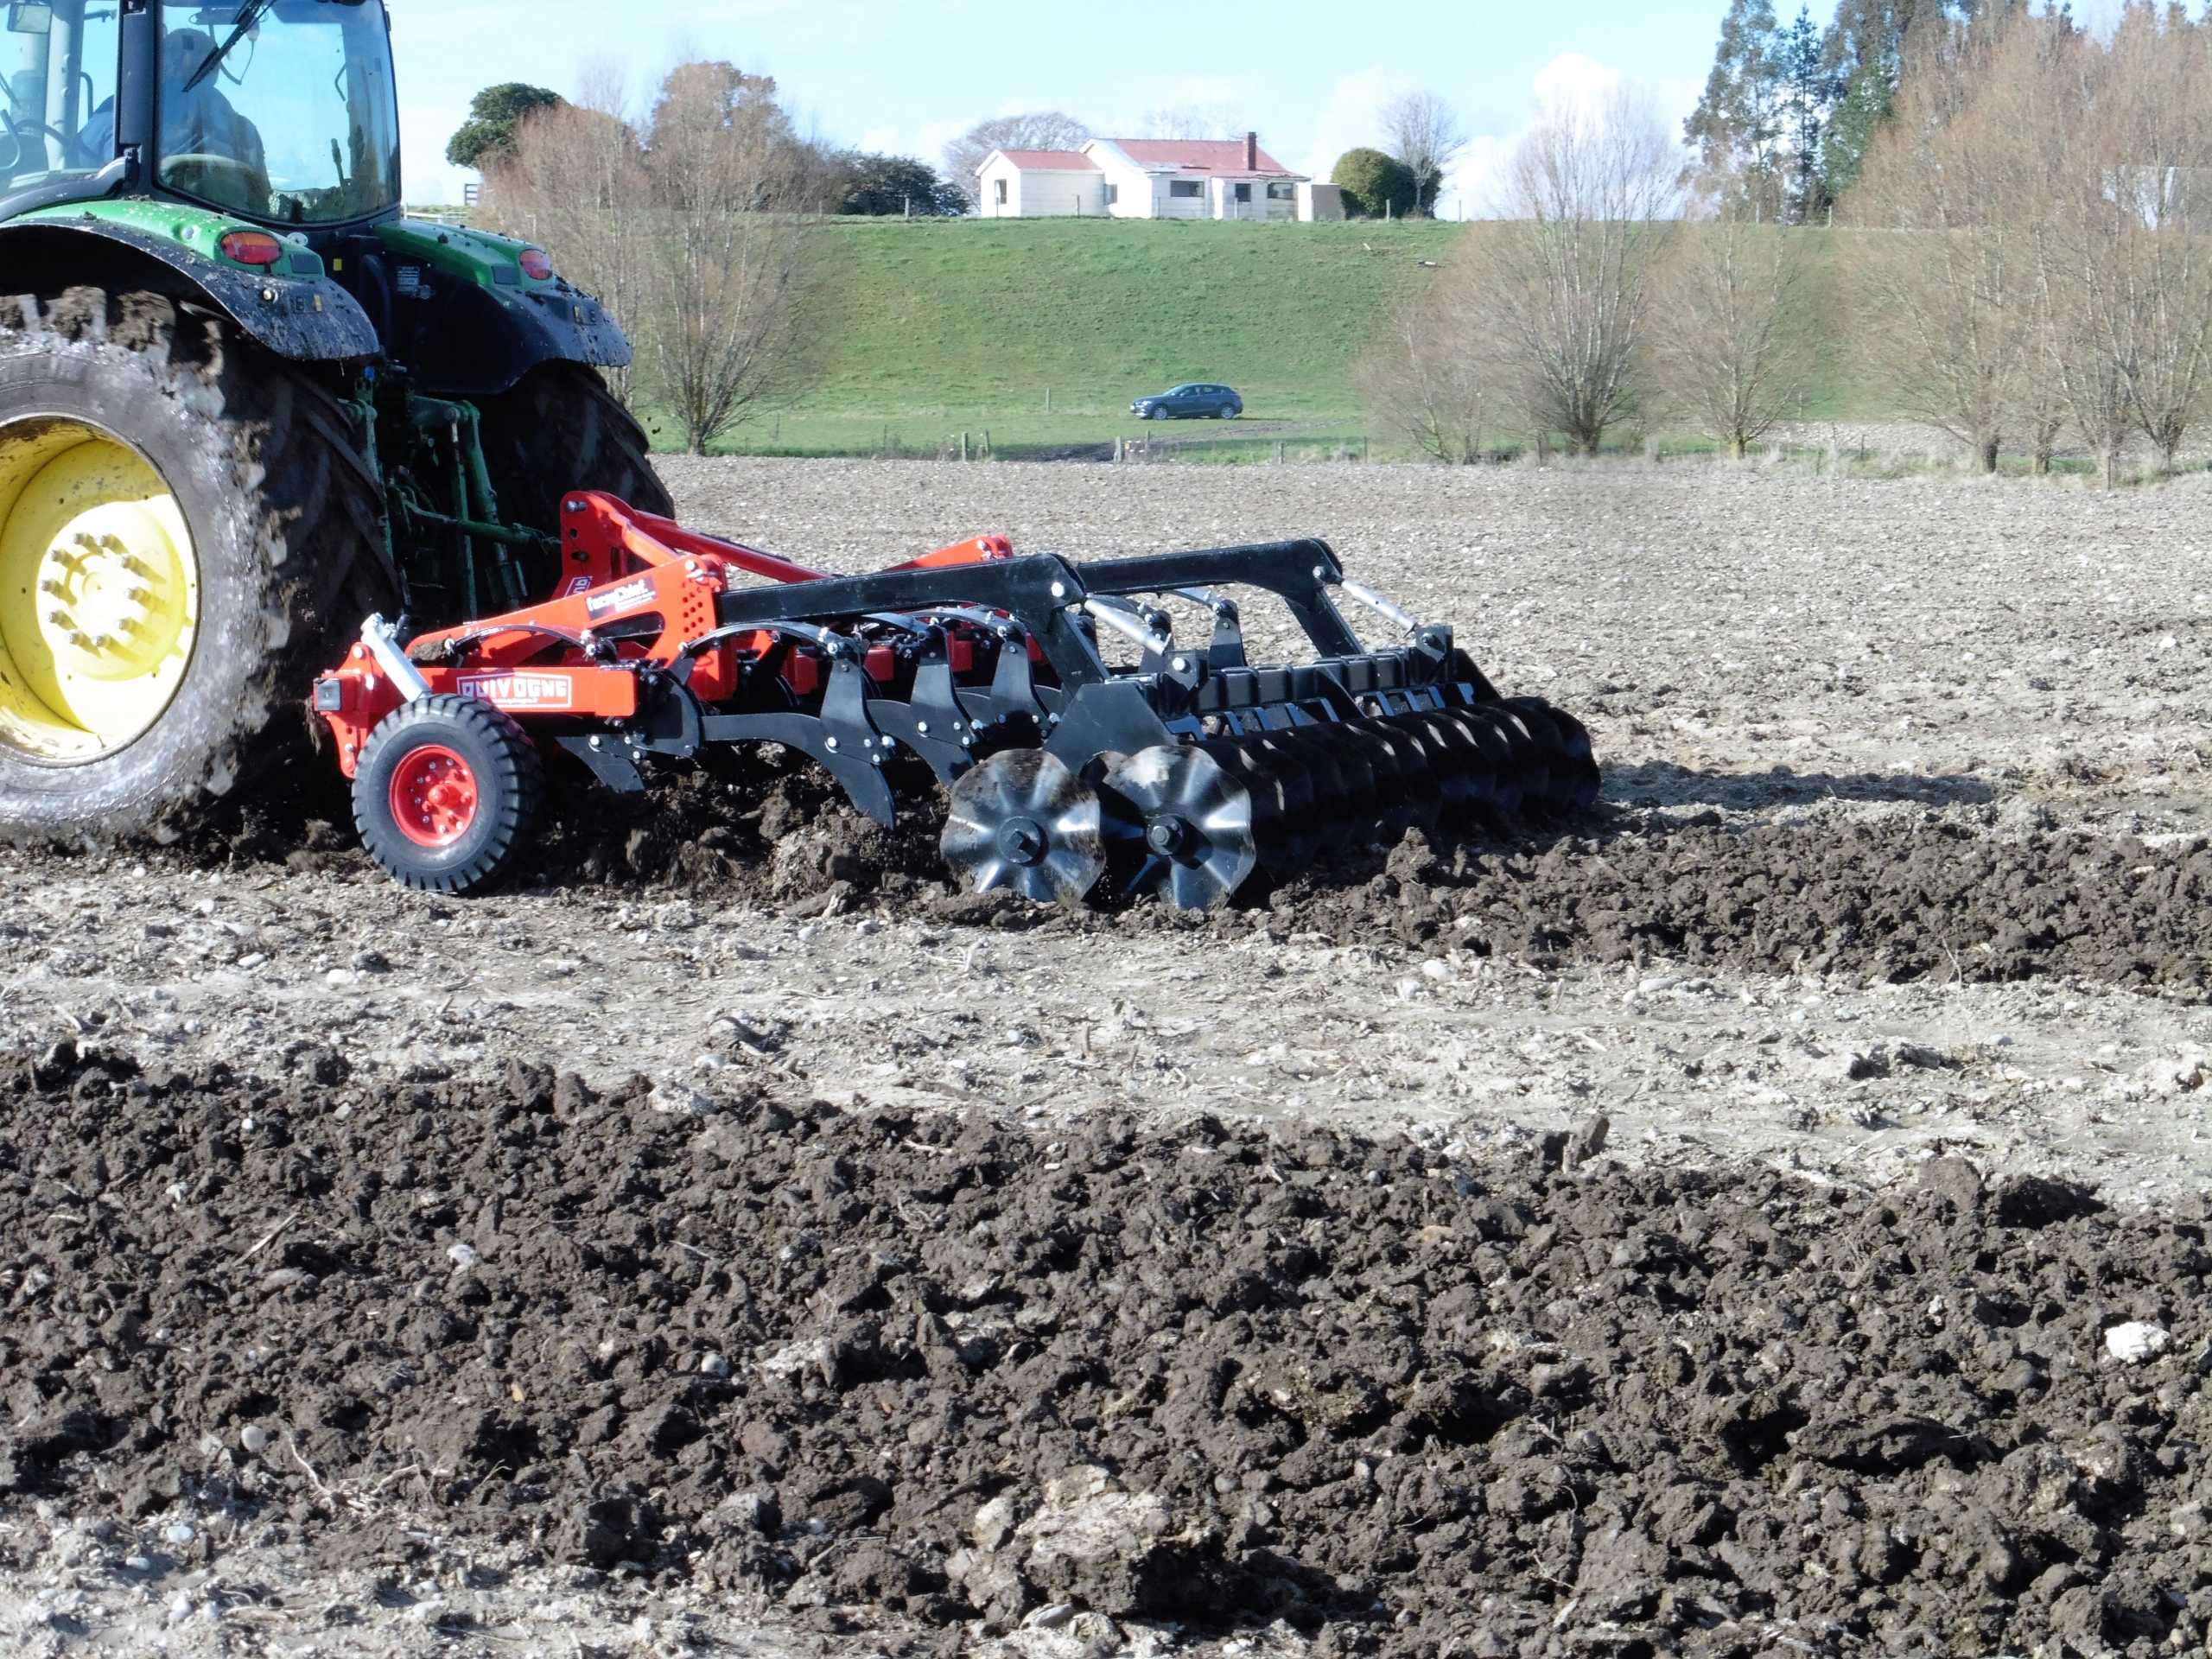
[162, 152, 262, 190]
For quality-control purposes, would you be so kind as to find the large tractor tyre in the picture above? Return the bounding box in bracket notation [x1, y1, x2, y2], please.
[0, 286, 394, 842]
[474, 360, 671, 557]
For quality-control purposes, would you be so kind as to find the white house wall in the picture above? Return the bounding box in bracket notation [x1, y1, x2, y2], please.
[976, 157, 1105, 219]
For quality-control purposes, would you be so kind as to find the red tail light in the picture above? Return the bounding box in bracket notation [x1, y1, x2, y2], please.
[219, 231, 285, 268]
[518, 248, 554, 281]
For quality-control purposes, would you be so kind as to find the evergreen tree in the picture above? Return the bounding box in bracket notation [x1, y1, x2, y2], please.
[1684, 0, 1785, 216]
[448, 83, 564, 171]
[1777, 5, 1841, 219]
[1820, 60, 1893, 199]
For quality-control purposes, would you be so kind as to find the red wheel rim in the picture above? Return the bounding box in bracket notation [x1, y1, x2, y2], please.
[389, 745, 479, 848]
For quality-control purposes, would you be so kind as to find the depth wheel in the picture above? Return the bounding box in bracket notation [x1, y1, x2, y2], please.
[353, 695, 543, 893]
[941, 748, 1105, 906]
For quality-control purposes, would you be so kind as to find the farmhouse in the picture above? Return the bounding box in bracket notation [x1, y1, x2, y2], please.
[976, 133, 1344, 222]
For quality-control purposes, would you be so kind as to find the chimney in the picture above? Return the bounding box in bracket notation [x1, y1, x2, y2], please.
[1244, 130, 1258, 171]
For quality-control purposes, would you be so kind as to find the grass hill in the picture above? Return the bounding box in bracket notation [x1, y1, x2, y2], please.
[663, 216, 1465, 458]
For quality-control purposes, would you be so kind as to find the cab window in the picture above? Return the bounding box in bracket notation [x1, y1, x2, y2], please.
[157, 0, 399, 224]
[1, 0, 121, 195]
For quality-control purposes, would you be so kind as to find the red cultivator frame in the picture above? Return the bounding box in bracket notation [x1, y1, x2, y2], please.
[315, 494, 1599, 906]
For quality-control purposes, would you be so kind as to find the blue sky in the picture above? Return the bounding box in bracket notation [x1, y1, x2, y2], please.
[391, 1, 1788, 211]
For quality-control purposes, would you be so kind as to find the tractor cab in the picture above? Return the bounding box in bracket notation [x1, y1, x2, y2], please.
[3, 0, 398, 225]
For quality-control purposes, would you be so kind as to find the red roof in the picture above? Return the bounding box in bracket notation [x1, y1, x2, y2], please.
[1107, 138, 1294, 175]
[991, 149, 1100, 170]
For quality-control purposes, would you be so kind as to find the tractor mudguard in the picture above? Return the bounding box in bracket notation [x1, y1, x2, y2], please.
[344, 220, 632, 399]
[0, 216, 379, 361]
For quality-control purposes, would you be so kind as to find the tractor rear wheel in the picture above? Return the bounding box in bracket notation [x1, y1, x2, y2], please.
[0, 286, 394, 842]
[474, 362, 671, 582]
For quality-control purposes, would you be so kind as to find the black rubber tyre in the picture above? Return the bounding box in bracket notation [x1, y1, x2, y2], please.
[1218, 405, 1237, 420]
[353, 694, 543, 893]
[0, 286, 394, 841]
[475, 361, 671, 577]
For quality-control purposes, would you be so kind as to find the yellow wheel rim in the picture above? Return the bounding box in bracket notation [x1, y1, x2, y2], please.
[0, 420, 198, 762]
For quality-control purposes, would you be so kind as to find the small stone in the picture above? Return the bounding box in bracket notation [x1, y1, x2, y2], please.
[447, 1243, 480, 1270]
[239, 1426, 268, 1455]
[649, 1082, 713, 1116]
[699, 1352, 731, 1377]
[163, 1523, 194, 1546]
[351, 949, 390, 972]
[1026, 1604, 1078, 1630]
[2107, 1321, 2171, 1363]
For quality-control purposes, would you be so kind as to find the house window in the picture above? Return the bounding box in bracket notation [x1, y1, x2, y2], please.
[995, 178, 1008, 205]
[1267, 181, 1296, 200]
[1106, 183, 1118, 205]
[1169, 180, 1203, 198]
[1234, 182, 1251, 204]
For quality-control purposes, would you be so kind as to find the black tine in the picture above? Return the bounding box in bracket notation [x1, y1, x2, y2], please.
[1359, 717, 1441, 837]
[1294, 720, 1394, 847]
[1443, 704, 1529, 821]
[1262, 724, 1356, 855]
[1499, 698, 1579, 814]
[1518, 699, 1601, 810]
[1386, 707, 1482, 828]
[1205, 738, 1301, 875]
[1232, 730, 1325, 870]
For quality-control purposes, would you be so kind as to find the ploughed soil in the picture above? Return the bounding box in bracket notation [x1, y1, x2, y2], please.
[6, 1039, 2212, 1659]
[14, 461, 2212, 1657]
[185, 713, 2212, 1002]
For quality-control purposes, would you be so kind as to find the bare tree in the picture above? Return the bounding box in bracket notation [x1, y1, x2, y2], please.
[1845, 15, 2040, 473]
[1483, 86, 1681, 455]
[2100, 9, 2212, 473]
[1358, 277, 1492, 462]
[1647, 216, 1805, 457]
[640, 61, 801, 455]
[483, 67, 651, 404]
[940, 111, 1090, 210]
[1379, 90, 1467, 216]
[1846, 4, 2212, 482]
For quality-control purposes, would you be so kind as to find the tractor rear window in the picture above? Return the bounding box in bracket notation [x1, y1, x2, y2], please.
[157, 0, 399, 225]
[0, 0, 121, 197]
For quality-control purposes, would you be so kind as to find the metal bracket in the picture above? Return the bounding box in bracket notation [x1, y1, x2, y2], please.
[557, 734, 646, 792]
[1044, 679, 1176, 771]
[863, 627, 973, 783]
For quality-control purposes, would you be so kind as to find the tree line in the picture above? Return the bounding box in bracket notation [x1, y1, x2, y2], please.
[1371, 3, 2212, 481]
[460, 67, 972, 459]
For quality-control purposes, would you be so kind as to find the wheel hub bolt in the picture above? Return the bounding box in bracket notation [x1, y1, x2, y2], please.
[998, 817, 1047, 866]
[1147, 815, 1195, 857]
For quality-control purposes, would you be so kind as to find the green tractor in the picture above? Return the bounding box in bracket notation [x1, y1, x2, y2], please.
[0, 0, 665, 840]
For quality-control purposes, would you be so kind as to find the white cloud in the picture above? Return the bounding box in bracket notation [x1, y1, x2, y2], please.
[1433, 52, 1699, 220]
[1530, 52, 1623, 114]
[1296, 68, 1397, 182]
[914, 120, 968, 169]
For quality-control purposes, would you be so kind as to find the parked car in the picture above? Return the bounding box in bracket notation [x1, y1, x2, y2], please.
[1131, 383, 1243, 420]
